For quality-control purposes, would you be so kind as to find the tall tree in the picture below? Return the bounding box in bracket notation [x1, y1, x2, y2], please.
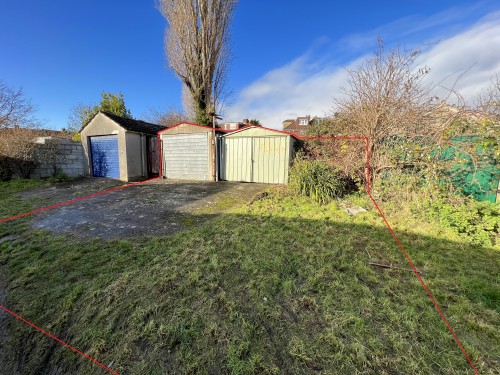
[68, 92, 132, 137]
[159, 0, 237, 126]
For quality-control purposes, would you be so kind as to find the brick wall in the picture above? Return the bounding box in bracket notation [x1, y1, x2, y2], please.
[31, 139, 85, 178]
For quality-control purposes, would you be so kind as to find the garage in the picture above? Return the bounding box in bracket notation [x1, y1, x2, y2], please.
[159, 123, 221, 181]
[219, 127, 297, 184]
[80, 111, 165, 181]
[89, 135, 119, 178]
[162, 133, 209, 180]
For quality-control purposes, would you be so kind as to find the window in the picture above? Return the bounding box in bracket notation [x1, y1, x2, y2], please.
[299, 119, 308, 125]
[229, 123, 237, 130]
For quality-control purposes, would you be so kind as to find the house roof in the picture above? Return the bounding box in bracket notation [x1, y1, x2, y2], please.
[282, 116, 311, 132]
[99, 111, 166, 135]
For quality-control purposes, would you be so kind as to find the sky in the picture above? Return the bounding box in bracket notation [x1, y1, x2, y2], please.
[1, 1, 499, 130]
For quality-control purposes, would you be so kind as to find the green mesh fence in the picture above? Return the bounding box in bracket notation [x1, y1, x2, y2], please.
[437, 136, 499, 203]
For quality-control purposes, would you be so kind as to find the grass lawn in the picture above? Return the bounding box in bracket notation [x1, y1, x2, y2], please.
[0, 180, 499, 374]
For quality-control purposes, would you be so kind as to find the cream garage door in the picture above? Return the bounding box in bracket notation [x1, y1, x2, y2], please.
[220, 136, 290, 183]
[162, 133, 209, 180]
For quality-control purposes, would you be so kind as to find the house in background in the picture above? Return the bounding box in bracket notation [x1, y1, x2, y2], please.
[80, 111, 165, 181]
[282, 116, 330, 136]
[219, 119, 250, 131]
[282, 115, 312, 136]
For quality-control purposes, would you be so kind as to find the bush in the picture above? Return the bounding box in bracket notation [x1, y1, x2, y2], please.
[427, 199, 499, 247]
[0, 155, 13, 181]
[372, 169, 445, 203]
[371, 170, 499, 247]
[289, 159, 347, 204]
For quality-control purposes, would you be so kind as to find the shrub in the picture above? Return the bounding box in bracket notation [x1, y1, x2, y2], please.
[371, 169, 499, 247]
[289, 159, 347, 204]
[0, 155, 13, 181]
[427, 199, 499, 247]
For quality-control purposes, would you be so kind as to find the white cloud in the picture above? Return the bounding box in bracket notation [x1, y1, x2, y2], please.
[226, 10, 500, 129]
[227, 55, 357, 128]
[420, 12, 500, 102]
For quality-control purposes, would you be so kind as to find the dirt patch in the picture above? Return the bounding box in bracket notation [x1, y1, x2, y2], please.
[27, 178, 269, 240]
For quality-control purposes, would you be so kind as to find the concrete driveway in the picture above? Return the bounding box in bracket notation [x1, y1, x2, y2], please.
[21, 178, 268, 240]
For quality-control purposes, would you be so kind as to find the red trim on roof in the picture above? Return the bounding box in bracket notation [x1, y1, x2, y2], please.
[157, 122, 232, 134]
[222, 125, 299, 139]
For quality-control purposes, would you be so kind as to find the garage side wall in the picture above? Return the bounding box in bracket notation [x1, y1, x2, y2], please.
[124, 132, 148, 181]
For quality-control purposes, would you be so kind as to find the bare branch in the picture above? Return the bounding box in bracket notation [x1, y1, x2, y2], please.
[159, 0, 237, 125]
[0, 81, 39, 129]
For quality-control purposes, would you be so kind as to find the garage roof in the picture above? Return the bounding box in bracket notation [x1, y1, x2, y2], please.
[100, 111, 166, 135]
[158, 122, 229, 134]
[222, 125, 299, 139]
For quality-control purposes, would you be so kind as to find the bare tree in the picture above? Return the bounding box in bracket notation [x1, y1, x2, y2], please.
[146, 106, 188, 127]
[476, 75, 500, 121]
[67, 103, 95, 133]
[0, 81, 39, 129]
[159, 0, 237, 125]
[0, 127, 41, 178]
[473, 75, 500, 162]
[333, 40, 454, 180]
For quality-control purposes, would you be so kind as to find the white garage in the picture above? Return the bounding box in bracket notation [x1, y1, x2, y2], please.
[159, 123, 220, 181]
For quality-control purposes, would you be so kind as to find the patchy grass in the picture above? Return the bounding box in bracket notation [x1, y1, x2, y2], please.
[0, 181, 499, 374]
[0, 179, 53, 237]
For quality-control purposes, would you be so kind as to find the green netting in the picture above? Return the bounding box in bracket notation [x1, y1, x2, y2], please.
[437, 136, 499, 203]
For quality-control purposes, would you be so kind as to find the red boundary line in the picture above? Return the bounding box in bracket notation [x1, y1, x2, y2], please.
[0, 176, 161, 374]
[0, 305, 120, 374]
[303, 136, 478, 374]
[0, 177, 160, 224]
[0, 139, 480, 374]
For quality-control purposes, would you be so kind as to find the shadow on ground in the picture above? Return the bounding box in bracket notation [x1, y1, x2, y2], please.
[0, 203, 498, 374]
[22, 178, 268, 239]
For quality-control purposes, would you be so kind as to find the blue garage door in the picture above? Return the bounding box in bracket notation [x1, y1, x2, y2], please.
[90, 135, 119, 178]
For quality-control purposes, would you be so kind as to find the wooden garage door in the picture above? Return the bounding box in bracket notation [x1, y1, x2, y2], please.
[162, 133, 209, 180]
[89, 135, 120, 178]
[220, 136, 290, 184]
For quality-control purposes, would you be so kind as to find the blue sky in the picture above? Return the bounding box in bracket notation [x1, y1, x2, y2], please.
[1, 1, 499, 130]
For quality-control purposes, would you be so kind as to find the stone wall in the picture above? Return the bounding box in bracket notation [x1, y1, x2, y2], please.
[31, 139, 85, 178]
